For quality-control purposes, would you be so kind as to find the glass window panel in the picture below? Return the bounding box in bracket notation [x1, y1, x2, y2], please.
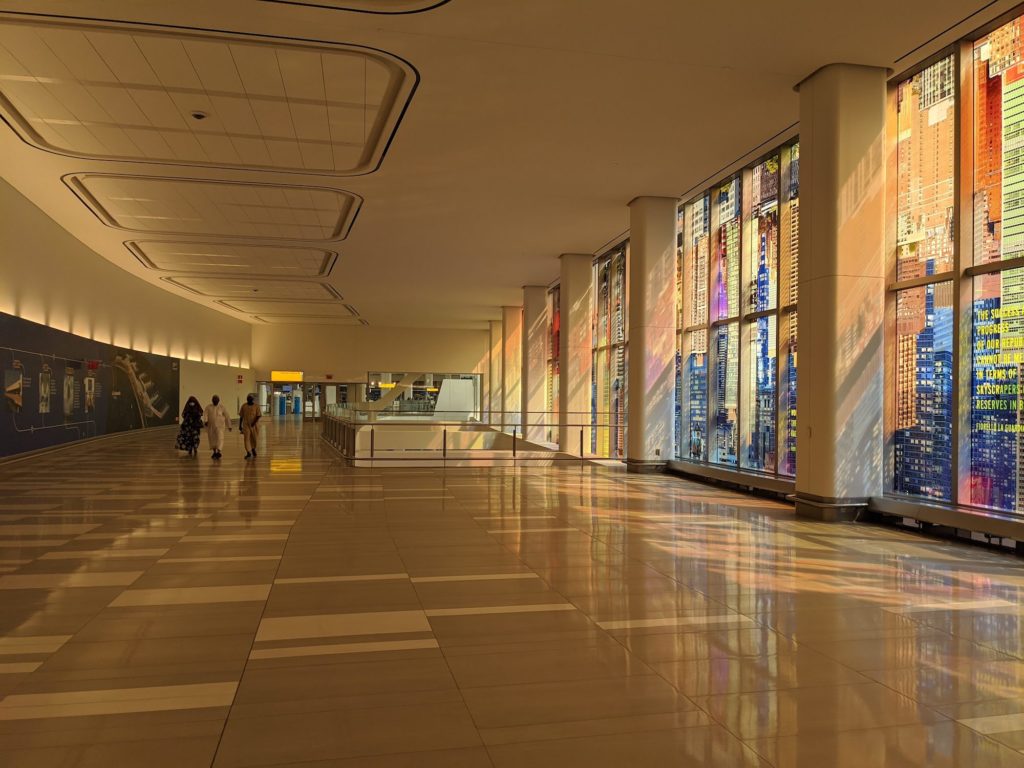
[970, 268, 1024, 511]
[674, 344, 682, 460]
[743, 315, 777, 472]
[896, 56, 956, 280]
[592, 347, 609, 456]
[712, 179, 741, 322]
[779, 310, 798, 477]
[894, 283, 954, 501]
[780, 143, 800, 308]
[612, 251, 626, 345]
[711, 322, 739, 465]
[683, 329, 708, 461]
[974, 19, 1024, 266]
[749, 156, 780, 314]
[612, 344, 626, 458]
[686, 194, 710, 328]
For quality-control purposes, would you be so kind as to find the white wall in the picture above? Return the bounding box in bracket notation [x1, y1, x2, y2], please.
[0, 179, 252, 367]
[180, 359, 256, 417]
[252, 324, 489, 382]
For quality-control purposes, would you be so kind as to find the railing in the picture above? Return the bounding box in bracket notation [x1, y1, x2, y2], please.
[320, 408, 625, 465]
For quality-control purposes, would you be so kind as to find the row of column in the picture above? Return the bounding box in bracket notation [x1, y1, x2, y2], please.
[486, 64, 885, 520]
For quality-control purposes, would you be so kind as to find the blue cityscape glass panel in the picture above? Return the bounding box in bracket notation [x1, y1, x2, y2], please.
[781, 143, 800, 309]
[743, 315, 777, 472]
[712, 179, 741, 322]
[894, 284, 953, 501]
[971, 269, 1024, 511]
[779, 311, 798, 476]
[751, 156, 780, 313]
[684, 329, 708, 461]
[711, 323, 739, 465]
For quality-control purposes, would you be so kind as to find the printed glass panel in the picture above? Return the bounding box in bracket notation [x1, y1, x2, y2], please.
[974, 20, 1024, 266]
[711, 322, 739, 465]
[743, 315, 777, 472]
[896, 56, 956, 280]
[971, 269, 1024, 511]
[894, 283, 954, 501]
[683, 329, 708, 461]
[750, 155, 780, 313]
[779, 310, 798, 476]
[711, 179, 741, 322]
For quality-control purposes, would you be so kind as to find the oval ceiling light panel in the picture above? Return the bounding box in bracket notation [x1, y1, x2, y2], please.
[0, 15, 417, 175]
[64, 173, 361, 241]
[261, 0, 450, 13]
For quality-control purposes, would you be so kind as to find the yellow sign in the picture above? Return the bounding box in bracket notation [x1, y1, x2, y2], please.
[271, 370, 303, 382]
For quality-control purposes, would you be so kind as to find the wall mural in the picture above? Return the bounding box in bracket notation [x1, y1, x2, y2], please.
[0, 313, 179, 457]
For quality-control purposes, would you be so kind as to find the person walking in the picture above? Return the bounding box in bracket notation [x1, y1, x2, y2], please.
[238, 394, 262, 459]
[175, 396, 204, 457]
[203, 395, 231, 460]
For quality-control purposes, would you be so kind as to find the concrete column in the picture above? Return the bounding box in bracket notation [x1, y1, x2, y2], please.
[626, 196, 679, 472]
[558, 254, 593, 453]
[488, 320, 501, 425]
[501, 305, 522, 430]
[795, 64, 887, 520]
[521, 286, 549, 443]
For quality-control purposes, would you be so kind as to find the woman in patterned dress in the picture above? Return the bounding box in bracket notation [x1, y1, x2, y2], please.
[175, 396, 204, 457]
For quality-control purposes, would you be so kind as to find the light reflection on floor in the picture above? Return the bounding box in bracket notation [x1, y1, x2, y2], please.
[0, 418, 1021, 766]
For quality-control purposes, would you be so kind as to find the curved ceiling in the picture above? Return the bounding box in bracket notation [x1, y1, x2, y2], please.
[0, 0, 1017, 330]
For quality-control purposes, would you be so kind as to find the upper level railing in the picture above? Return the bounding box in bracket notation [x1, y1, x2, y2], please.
[320, 407, 627, 464]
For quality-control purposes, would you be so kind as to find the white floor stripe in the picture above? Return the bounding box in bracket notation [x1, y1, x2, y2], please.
[411, 573, 539, 583]
[250, 638, 438, 660]
[424, 603, 575, 617]
[275, 573, 408, 585]
[597, 614, 752, 631]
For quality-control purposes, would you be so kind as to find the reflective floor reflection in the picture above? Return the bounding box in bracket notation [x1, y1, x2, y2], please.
[0, 417, 1022, 766]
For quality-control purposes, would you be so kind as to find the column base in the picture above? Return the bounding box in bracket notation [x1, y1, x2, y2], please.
[791, 493, 868, 523]
[625, 459, 667, 474]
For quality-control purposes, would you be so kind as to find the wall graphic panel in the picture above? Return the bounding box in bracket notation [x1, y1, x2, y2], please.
[0, 313, 180, 457]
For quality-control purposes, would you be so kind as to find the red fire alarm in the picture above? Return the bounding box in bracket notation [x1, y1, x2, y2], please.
[325, 374, 334, 380]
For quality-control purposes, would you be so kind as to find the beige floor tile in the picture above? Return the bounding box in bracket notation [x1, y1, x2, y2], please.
[461, 675, 697, 729]
[696, 682, 948, 740]
[749, 720, 1024, 768]
[486, 725, 767, 767]
[110, 584, 271, 607]
[214, 700, 481, 766]
[653, 648, 868, 696]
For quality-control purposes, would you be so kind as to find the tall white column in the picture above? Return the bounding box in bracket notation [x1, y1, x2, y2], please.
[521, 285, 548, 443]
[558, 254, 593, 453]
[795, 63, 887, 520]
[488, 320, 501, 425]
[626, 196, 678, 472]
[501, 305, 522, 430]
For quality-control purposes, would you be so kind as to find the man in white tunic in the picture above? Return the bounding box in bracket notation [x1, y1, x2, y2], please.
[203, 394, 231, 460]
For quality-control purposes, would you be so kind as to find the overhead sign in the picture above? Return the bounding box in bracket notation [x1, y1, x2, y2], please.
[271, 370, 303, 382]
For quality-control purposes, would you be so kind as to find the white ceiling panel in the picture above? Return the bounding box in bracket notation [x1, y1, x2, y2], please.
[164, 276, 340, 299]
[65, 174, 360, 240]
[0, 17, 416, 174]
[128, 241, 336, 277]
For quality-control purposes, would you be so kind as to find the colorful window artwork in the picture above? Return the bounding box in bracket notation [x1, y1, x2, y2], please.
[592, 244, 628, 458]
[677, 141, 799, 477]
[970, 19, 1024, 512]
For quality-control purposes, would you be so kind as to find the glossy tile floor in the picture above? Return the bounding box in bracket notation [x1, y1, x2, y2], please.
[0, 419, 1023, 766]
